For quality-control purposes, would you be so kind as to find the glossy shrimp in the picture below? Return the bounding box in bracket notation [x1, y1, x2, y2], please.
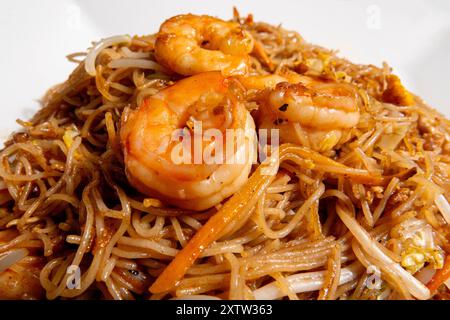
[154, 14, 254, 76]
[240, 72, 361, 152]
[121, 72, 256, 211]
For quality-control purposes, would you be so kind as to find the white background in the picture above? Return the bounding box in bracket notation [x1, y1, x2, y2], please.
[0, 0, 449, 141]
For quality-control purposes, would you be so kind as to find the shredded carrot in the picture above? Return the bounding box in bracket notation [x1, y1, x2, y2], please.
[282, 145, 384, 185]
[149, 144, 385, 293]
[149, 153, 278, 293]
[427, 255, 450, 293]
[252, 40, 274, 71]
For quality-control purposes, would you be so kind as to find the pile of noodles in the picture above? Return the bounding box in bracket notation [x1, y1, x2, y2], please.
[0, 11, 449, 300]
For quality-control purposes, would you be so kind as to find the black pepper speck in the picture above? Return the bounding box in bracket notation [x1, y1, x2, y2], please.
[278, 104, 289, 112]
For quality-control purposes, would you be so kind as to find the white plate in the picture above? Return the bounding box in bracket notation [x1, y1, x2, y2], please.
[0, 0, 449, 141]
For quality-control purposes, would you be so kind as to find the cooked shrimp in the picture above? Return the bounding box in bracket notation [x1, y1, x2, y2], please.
[155, 14, 254, 76]
[121, 72, 256, 211]
[240, 73, 361, 152]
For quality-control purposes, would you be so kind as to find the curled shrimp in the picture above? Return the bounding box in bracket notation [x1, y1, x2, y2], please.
[121, 72, 256, 211]
[155, 14, 254, 76]
[240, 73, 361, 152]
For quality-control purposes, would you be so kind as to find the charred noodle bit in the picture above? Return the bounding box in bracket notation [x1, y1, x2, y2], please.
[1, 11, 449, 300]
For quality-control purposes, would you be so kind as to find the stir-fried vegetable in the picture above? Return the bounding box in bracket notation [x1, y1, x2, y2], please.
[150, 144, 384, 294]
[427, 256, 450, 293]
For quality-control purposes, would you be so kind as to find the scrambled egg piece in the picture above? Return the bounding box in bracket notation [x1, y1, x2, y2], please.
[401, 244, 444, 274]
[63, 129, 79, 149]
[63, 128, 81, 159]
[395, 218, 445, 274]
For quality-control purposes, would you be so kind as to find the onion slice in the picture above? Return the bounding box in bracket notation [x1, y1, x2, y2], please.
[435, 194, 450, 224]
[0, 248, 28, 273]
[415, 265, 436, 285]
[85, 35, 132, 76]
[253, 262, 363, 300]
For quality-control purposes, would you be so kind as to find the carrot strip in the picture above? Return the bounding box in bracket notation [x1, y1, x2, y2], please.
[427, 255, 450, 293]
[232, 7, 240, 21]
[252, 40, 274, 71]
[149, 144, 385, 293]
[149, 154, 278, 293]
